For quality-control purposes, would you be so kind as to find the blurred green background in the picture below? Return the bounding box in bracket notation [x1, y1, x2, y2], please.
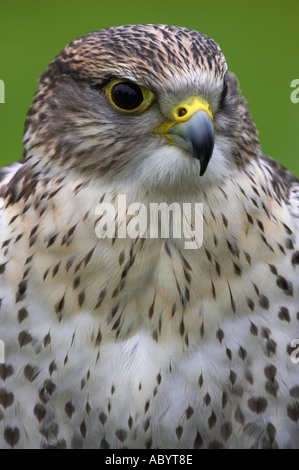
[0, 0, 298, 176]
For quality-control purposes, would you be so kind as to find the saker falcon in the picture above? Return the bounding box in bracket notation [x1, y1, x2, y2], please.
[0, 24, 299, 449]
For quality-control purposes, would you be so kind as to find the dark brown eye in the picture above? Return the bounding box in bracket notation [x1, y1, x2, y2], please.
[111, 82, 144, 110]
[106, 80, 155, 113]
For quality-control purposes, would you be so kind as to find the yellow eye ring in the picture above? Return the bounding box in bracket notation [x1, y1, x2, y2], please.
[105, 80, 155, 113]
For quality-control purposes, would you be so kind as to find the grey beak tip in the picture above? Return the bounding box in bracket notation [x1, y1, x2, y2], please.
[193, 133, 215, 176]
[168, 111, 215, 176]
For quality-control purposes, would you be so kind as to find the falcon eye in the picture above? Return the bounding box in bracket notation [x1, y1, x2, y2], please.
[111, 82, 143, 110]
[105, 80, 154, 113]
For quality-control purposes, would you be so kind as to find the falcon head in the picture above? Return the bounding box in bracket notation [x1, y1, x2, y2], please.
[23, 24, 260, 189]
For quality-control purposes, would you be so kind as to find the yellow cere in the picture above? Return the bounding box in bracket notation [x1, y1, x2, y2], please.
[172, 97, 213, 122]
[155, 97, 213, 135]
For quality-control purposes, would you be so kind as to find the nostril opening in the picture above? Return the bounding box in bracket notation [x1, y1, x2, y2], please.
[177, 107, 187, 117]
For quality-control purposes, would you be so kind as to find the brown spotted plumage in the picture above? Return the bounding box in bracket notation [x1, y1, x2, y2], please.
[0, 24, 299, 449]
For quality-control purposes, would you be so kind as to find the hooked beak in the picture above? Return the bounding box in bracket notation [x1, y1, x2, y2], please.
[154, 97, 215, 176]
